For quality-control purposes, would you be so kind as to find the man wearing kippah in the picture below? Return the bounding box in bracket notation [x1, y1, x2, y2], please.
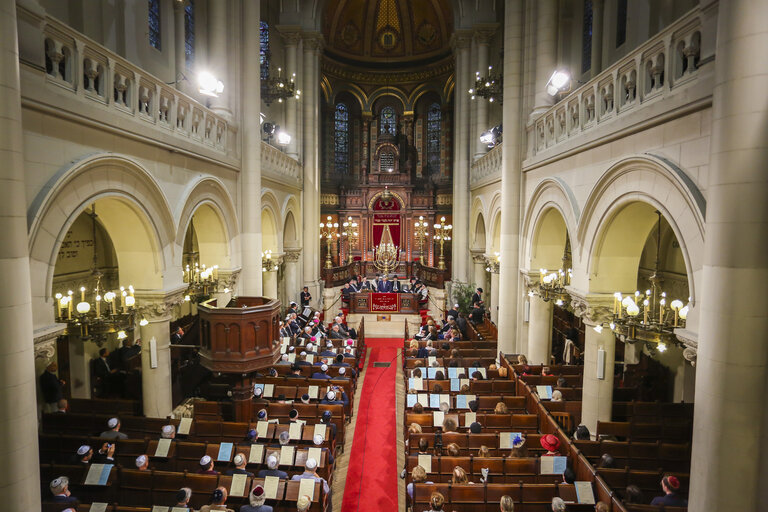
[99, 417, 128, 440]
[71, 445, 93, 464]
[291, 458, 330, 500]
[197, 455, 219, 475]
[199, 486, 233, 512]
[257, 454, 288, 479]
[311, 364, 331, 380]
[224, 452, 254, 477]
[651, 475, 688, 506]
[173, 487, 192, 509]
[240, 484, 273, 512]
[49, 476, 78, 504]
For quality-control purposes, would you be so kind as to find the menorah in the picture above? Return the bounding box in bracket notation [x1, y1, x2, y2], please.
[373, 224, 400, 276]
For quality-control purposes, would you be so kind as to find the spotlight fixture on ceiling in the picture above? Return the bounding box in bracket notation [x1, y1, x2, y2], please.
[545, 69, 572, 97]
[197, 71, 224, 97]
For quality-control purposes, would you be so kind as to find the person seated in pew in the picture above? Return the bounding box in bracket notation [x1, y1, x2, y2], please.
[286, 363, 304, 379]
[198, 455, 219, 475]
[277, 354, 291, 365]
[287, 409, 301, 424]
[434, 370, 445, 380]
[594, 502, 609, 512]
[161, 424, 176, 439]
[469, 422, 483, 435]
[297, 495, 312, 512]
[418, 438, 430, 454]
[424, 491, 445, 512]
[407, 465, 434, 501]
[257, 455, 289, 479]
[624, 484, 645, 504]
[542, 366, 552, 376]
[321, 389, 344, 406]
[99, 417, 128, 440]
[319, 342, 337, 357]
[471, 370, 484, 381]
[70, 444, 93, 464]
[48, 476, 78, 505]
[412, 402, 424, 414]
[408, 423, 423, 437]
[241, 485, 273, 512]
[303, 342, 318, 356]
[509, 435, 528, 458]
[321, 410, 337, 441]
[313, 433, 334, 466]
[574, 424, 590, 440]
[311, 363, 332, 380]
[494, 402, 509, 415]
[135, 454, 149, 471]
[412, 368, 423, 379]
[329, 323, 346, 340]
[650, 474, 688, 506]
[439, 402, 450, 414]
[174, 487, 192, 510]
[563, 466, 576, 485]
[445, 443, 460, 456]
[252, 386, 270, 406]
[300, 394, 311, 404]
[225, 453, 254, 477]
[551, 389, 564, 402]
[556, 376, 568, 388]
[432, 383, 443, 394]
[499, 495, 514, 512]
[296, 353, 313, 367]
[335, 366, 350, 381]
[598, 453, 616, 468]
[291, 458, 330, 496]
[459, 383, 471, 393]
[551, 497, 566, 512]
[441, 417, 458, 433]
[92, 441, 116, 464]
[517, 355, 528, 365]
[200, 486, 234, 512]
[540, 434, 561, 456]
[300, 326, 313, 341]
[468, 400, 479, 413]
[279, 321, 291, 339]
[55, 398, 68, 413]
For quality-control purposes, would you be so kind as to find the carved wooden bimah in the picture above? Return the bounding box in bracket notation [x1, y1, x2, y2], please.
[197, 296, 281, 374]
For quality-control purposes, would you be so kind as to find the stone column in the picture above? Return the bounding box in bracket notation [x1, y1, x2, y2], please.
[489, 271, 500, 324]
[282, 249, 302, 307]
[450, 31, 472, 284]
[279, 27, 302, 160]
[302, 33, 323, 308]
[262, 269, 278, 300]
[574, 297, 615, 436]
[473, 25, 496, 160]
[0, 0, 41, 507]
[471, 252, 487, 292]
[527, 295, 553, 365]
[689, 1, 768, 510]
[497, 0, 524, 355]
[136, 290, 185, 418]
[590, 0, 604, 78]
[207, 0, 231, 119]
[239, 0, 263, 296]
[530, 0, 558, 118]
[173, 0, 187, 90]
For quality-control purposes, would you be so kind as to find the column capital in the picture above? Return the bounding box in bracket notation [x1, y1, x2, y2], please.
[302, 32, 325, 53]
[473, 23, 499, 45]
[450, 30, 473, 52]
[284, 249, 302, 262]
[218, 268, 241, 295]
[135, 287, 188, 322]
[277, 25, 303, 46]
[567, 290, 614, 326]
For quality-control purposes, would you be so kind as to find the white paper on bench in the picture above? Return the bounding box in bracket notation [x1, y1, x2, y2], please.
[84, 463, 111, 485]
[263, 383, 275, 398]
[499, 432, 522, 449]
[575, 481, 596, 504]
[230, 473, 247, 497]
[264, 476, 280, 499]
[177, 417, 192, 435]
[154, 438, 172, 458]
[540, 455, 567, 474]
[256, 421, 269, 438]
[171, 508, 188, 512]
[217, 442, 233, 461]
[298, 477, 315, 500]
[463, 412, 477, 427]
[289, 422, 303, 440]
[428, 356, 437, 366]
[536, 385, 553, 400]
[308, 385, 319, 399]
[313, 423, 326, 439]
[89, 503, 108, 512]
[279, 445, 295, 466]
[306, 354, 314, 364]
[288, 353, 296, 363]
[308, 447, 322, 464]
[151, 506, 168, 512]
[417, 454, 432, 473]
[432, 411, 444, 427]
[249, 444, 265, 464]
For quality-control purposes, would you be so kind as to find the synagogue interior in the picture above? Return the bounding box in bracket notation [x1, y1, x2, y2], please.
[1, 0, 766, 511]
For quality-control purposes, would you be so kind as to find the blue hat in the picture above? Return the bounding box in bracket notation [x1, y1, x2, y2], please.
[247, 429, 257, 440]
[321, 411, 332, 423]
[257, 409, 267, 420]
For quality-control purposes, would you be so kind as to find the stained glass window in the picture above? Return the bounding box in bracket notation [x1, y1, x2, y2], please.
[260, 21, 270, 80]
[616, 0, 628, 47]
[426, 103, 441, 175]
[582, 0, 593, 73]
[380, 106, 396, 136]
[148, 0, 161, 50]
[184, 0, 195, 69]
[334, 103, 349, 175]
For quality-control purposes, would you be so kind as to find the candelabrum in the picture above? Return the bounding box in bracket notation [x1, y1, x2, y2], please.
[319, 216, 339, 269]
[342, 217, 359, 265]
[261, 250, 279, 272]
[373, 224, 400, 275]
[413, 216, 430, 263]
[469, 66, 503, 104]
[54, 278, 136, 342]
[183, 261, 219, 301]
[433, 216, 452, 270]
[485, 252, 500, 274]
[534, 267, 572, 306]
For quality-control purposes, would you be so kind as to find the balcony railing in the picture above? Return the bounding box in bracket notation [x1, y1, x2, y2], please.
[527, 7, 710, 160]
[470, 143, 502, 188]
[40, 15, 231, 156]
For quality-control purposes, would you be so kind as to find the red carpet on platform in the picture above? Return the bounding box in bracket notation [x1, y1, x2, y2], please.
[341, 338, 402, 512]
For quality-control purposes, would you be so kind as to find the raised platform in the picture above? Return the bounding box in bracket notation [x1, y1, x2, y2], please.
[346, 313, 421, 338]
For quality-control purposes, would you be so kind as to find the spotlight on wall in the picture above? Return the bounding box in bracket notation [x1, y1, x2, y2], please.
[276, 131, 292, 145]
[479, 124, 503, 148]
[198, 71, 224, 97]
[546, 69, 571, 97]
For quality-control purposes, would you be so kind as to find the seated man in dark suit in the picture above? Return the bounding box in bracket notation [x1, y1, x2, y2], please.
[48, 476, 78, 504]
[341, 283, 351, 303]
[320, 410, 337, 441]
[311, 364, 332, 380]
[320, 389, 344, 406]
[329, 324, 346, 340]
[377, 275, 394, 293]
[256, 455, 289, 479]
[224, 453, 254, 477]
[319, 342, 337, 357]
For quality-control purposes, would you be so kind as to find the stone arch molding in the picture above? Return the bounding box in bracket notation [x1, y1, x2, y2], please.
[28, 153, 177, 325]
[176, 177, 240, 268]
[578, 154, 706, 302]
[522, 177, 580, 270]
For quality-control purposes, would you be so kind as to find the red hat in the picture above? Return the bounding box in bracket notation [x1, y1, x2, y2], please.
[252, 485, 264, 497]
[663, 475, 680, 491]
[540, 434, 561, 452]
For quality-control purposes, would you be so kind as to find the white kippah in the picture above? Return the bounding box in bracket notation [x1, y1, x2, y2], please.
[77, 445, 90, 456]
[326, 341, 333, 347]
[50, 476, 68, 490]
[306, 343, 313, 351]
[300, 351, 307, 356]
[267, 455, 278, 469]
[107, 417, 119, 428]
[135, 455, 147, 467]
[305, 457, 318, 470]
[338, 367, 346, 375]
[162, 424, 175, 435]
[200, 455, 212, 466]
[313, 434, 324, 446]
[321, 364, 328, 372]
[234, 453, 245, 465]
[326, 390, 336, 401]
[254, 386, 263, 396]
[281, 354, 289, 361]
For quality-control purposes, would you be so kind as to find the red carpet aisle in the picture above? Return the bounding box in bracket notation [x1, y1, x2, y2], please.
[340, 338, 402, 511]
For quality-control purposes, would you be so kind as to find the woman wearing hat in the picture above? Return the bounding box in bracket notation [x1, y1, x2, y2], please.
[540, 434, 561, 456]
[650, 474, 688, 506]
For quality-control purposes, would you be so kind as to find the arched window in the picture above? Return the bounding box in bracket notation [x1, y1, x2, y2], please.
[334, 103, 350, 175]
[582, 0, 593, 73]
[148, 0, 161, 50]
[184, 0, 195, 69]
[426, 103, 441, 174]
[380, 106, 397, 136]
[260, 21, 270, 80]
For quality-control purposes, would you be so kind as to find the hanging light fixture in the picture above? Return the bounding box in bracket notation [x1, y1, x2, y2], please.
[469, 66, 503, 104]
[533, 238, 572, 304]
[261, 66, 299, 105]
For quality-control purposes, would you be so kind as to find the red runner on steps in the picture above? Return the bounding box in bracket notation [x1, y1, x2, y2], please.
[341, 338, 402, 512]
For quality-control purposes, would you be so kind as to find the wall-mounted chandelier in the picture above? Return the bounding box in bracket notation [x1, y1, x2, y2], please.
[531, 239, 571, 305]
[261, 66, 300, 105]
[469, 66, 503, 104]
[183, 260, 219, 302]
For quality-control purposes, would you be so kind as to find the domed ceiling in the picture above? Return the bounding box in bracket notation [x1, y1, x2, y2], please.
[323, 0, 454, 68]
